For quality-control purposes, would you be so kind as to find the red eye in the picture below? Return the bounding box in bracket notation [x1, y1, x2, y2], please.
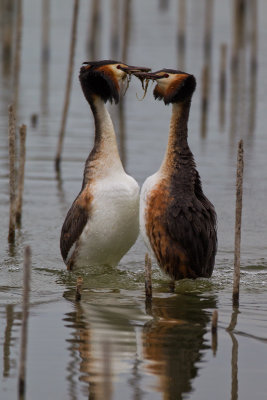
[117, 65, 121, 69]
[164, 74, 169, 78]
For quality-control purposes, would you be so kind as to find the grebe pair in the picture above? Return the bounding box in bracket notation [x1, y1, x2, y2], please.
[60, 60, 217, 280]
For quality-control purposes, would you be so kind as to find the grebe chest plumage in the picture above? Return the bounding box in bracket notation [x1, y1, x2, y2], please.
[138, 69, 217, 280]
[60, 60, 149, 270]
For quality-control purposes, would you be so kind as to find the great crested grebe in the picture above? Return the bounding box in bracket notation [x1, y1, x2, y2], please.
[136, 69, 217, 280]
[60, 60, 150, 270]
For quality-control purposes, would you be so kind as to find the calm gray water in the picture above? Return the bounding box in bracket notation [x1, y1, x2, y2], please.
[0, 0, 267, 399]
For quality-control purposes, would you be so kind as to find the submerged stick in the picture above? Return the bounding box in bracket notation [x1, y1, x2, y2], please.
[55, 0, 79, 172]
[75, 277, 83, 301]
[233, 140, 244, 307]
[16, 124, 27, 225]
[18, 246, 32, 397]
[145, 253, 152, 300]
[8, 104, 16, 243]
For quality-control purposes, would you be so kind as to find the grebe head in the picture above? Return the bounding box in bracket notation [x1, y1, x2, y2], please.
[80, 60, 151, 104]
[134, 69, 196, 105]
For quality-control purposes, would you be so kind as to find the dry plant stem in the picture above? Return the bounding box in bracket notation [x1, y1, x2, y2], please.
[219, 43, 227, 128]
[75, 277, 83, 301]
[18, 246, 31, 397]
[111, 0, 119, 58]
[16, 124, 27, 225]
[55, 0, 79, 171]
[8, 104, 16, 243]
[233, 140, 244, 307]
[13, 0, 23, 119]
[88, 0, 101, 58]
[122, 0, 131, 62]
[177, 0, 186, 70]
[145, 253, 152, 300]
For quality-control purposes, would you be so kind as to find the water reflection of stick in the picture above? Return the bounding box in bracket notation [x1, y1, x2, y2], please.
[75, 277, 83, 301]
[55, 0, 79, 172]
[211, 309, 218, 355]
[145, 253, 152, 300]
[233, 140, 244, 307]
[8, 104, 16, 243]
[18, 246, 32, 397]
[16, 124, 27, 225]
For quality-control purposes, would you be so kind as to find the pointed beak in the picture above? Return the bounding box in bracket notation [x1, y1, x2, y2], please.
[132, 71, 166, 80]
[118, 64, 151, 74]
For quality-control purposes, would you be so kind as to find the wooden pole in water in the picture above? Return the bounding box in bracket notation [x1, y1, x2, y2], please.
[122, 0, 131, 62]
[88, 0, 101, 59]
[177, 0, 186, 70]
[2, 0, 15, 75]
[13, 0, 23, 119]
[18, 245, 31, 398]
[55, 0, 79, 172]
[15, 124, 27, 225]
[219, 43, 227, 129]
[110, 0, 119, 59]
[8, 104, 16, 243]
[145, 253, 152, 300]
[200, 64, 209, 138]
[233, 140, 244, 307]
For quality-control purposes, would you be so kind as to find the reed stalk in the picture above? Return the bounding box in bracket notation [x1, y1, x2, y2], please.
[16, 124, 27, 225]
[8, 104, 16, 243]
[55, 0, 79, 172]
[233, 140, 244, 307]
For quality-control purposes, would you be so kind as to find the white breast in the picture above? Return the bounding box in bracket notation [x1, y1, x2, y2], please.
[75, 172, 140, 268]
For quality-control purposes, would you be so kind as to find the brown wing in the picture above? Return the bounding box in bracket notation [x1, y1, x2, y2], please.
[146, 180, 217, 280]
[60, 197, 89, 265]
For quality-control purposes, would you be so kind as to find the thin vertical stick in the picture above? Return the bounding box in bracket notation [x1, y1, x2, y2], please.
[2, 0, 15, 75]
[177, 0, 186, 70]
[233, 140, 244, 307]
[8, 104, 16, 243]
[203, 0, 214, 63]
[75, 277, 83, 301]
[87, 0, 101, 59]
[13, 0, 23, 119]
[41, 0, 50, 114]
[250, 0, 258, 75]
[110, 0, 119, 58]
[121, 0, 131, 62]
[18, 246, 31, 397]
[219, 43, 227, 129]
[16, 124, 26, 225]
[145, 253, 152, 300]
[200, 64, 209, 138]
[55, 0, 79, 172]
